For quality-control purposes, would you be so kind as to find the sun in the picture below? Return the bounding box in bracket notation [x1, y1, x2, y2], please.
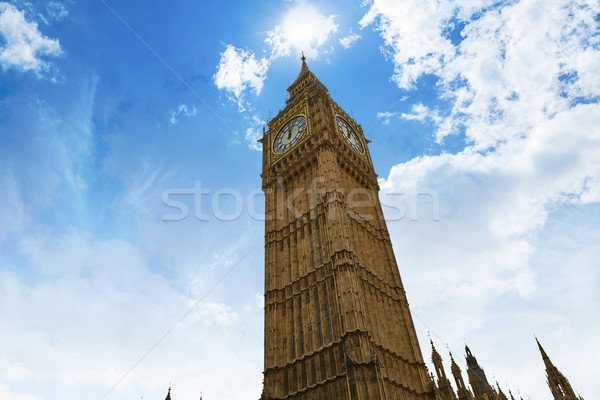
[267, 3, 337, 59]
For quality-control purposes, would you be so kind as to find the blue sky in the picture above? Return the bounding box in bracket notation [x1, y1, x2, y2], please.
[1, 0, 599, 399]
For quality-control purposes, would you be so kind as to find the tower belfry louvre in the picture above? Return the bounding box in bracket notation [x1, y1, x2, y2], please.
[256, 57, 585, 400]
[259, 55, 432, 399]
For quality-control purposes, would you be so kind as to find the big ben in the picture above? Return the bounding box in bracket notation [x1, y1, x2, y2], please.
[259, 55, 434, 399]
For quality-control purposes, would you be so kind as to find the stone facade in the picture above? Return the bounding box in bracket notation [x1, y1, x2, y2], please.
[259, 56, 431, 399]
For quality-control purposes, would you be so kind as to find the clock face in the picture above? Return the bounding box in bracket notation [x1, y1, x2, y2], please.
[273, 115, 307, 154]
[336, 116, 364, 154]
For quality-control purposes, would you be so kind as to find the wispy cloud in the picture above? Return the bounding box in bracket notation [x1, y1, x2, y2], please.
[46, 1, 68, 22]
[169, 104, 197, 125]
[339, 32, 361, 49]
[0, 169, 32, 244]
[400, 103, 442, 125]
[245, 114, 265, 152]
[376, 111, 395, 125]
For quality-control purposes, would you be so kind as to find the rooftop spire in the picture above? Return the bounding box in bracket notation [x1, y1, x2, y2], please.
[535, 336, 549, 360]
[535, 336, 555, 370]
[165, 386, 172, 400]
[535, 337, 582, 399]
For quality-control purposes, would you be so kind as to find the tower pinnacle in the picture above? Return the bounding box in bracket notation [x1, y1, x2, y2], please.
[285, 55, 327, 105]
[295, 52, 309, 81]
[450, 352, 472, 400]
[536, 337, 583, 400]
[430, 341, 457, 400]
[535, 336, 552, 368]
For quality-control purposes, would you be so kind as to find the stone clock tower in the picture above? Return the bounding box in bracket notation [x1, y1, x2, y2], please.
[259, 56, 434, 400]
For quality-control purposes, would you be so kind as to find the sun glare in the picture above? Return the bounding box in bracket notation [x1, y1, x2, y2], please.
[270, 3, 337, 59]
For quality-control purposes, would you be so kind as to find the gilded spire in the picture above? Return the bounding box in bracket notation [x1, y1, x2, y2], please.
[295, 51, 309, 81]
[285, 53, 328, 105]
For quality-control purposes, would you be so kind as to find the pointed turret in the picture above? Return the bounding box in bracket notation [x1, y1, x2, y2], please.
[431, 340, 447, 380]
[497, 382, 508, 400]
[536, 336, 554, 370]
[535, 337, 583, 400]
[165, 386, 172, 400]
[430, 341, 457, 400]
[534, 336, 554, 368]
[450, 352, 473, 400]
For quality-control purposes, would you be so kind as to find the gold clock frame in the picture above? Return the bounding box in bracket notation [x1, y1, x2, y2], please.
[269, 102, 311, 163]
[334, 114, 367, 159]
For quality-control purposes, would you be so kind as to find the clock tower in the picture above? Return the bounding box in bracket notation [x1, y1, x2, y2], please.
[259, 56, 434, 400]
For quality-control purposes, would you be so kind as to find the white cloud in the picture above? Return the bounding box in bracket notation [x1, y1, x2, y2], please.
[265, 3, 337, 60]
[0, 2, 62, 73]
[367, 0, 600, 397]
[213, 45, 269, 110]
[359, 0, 460, 89]
[339, 32, 361, 49]
[169, 104, 197, 125]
